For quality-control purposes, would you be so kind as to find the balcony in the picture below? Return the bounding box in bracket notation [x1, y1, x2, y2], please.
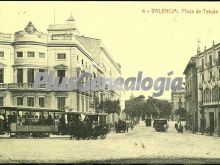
[199, 83, 203, 90]
[198, 101, 203, 106]
[185, 92, 192, 98]
[0, 83, 46, 90]
[205, 62, 212, 68]
[214, 58, 220, 65]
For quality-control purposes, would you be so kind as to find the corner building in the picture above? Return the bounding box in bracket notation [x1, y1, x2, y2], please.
[0, 15, 121, 123]
[197, 42, 220, 135]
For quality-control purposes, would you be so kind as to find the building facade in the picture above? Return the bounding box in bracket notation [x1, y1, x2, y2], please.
[197, 42, 220, 135]
[183, 56, 198, 133]
[171, 88, 185, 121]
[0, 15, 121, 123]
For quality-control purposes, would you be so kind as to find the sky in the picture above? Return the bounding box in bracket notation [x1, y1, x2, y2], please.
[0, 2, 220, 102]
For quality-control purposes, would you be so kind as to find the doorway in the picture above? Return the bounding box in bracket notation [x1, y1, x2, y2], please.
[209, 112, 215, 133]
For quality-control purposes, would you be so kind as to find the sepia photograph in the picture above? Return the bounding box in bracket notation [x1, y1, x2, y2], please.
[0, 1, 220, 164]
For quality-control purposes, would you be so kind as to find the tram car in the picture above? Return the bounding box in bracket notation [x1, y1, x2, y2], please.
[0, 106, 63, 138]
[0, 106, 109, 139]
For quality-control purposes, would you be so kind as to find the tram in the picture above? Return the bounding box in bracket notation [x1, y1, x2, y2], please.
[0, 106, 63, 138]
[0, 106, 109, 139]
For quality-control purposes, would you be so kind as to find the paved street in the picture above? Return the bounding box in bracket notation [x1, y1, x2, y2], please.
[1, 121, 220, 163]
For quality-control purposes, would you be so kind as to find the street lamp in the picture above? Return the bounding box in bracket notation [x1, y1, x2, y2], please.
[217, 85, 220, 136]
[199, 85, 205, 135]
[178, 97, 182, 127]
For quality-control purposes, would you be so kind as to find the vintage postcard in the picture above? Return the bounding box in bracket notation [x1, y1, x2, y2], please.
[0, 1, 220, 164]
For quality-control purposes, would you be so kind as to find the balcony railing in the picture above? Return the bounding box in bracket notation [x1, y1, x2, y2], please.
[205, 62, 212, 68]
[0, 83, 46, 90]
[199, 83, 203, 89]
[214, 58, 220, 65]
[198, 101, 203, 106]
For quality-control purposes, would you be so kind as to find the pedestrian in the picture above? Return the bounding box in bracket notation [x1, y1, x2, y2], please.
[0, 113, 4, 133]
[3, 114, 7, 131]
[47, 114, 53, 125]
[59, 114, 66, 134]
[175, 122, 178, 130]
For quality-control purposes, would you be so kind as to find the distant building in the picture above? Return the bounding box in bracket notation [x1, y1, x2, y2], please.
[171, 88, 185, 121]
[183, 56, 198, 133]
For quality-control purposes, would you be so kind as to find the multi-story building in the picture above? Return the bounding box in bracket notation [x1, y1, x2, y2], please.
[183, 56, 198, 133]
[0, 15, 121, 123]
[171, 88, 185, 121]
[197, 42, 220, 135]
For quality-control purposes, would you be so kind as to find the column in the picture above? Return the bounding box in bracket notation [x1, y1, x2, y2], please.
[13, 68, 17, 83]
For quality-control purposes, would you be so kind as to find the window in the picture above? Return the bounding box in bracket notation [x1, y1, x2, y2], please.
[86, 99, 89, 112]
[77, 55, 79, 61]
[17, 97, 23, 106]
[39, 52, 45, 58]
[202, 73, 204, 82]
[0, 51, 4, 58]
[57, 53, 66, 60]
[16, 52, 23, 58]
[209, 55, 212, 66]
[218, 51, 220, 62]
[0, 68, 4, 83]
[81, 98, 84, 112]
[0, 97, 3, 106]
[57, 97, 65, 110]
[17, 69, 23, 83]
[210, 71, 212, 81]
[27, 97, 34, 107]
[81, 59, 84, 65]
[39, 97, 45, 107]
[202, 59, 204, 68]
[27, 52, 35, 58]
[27, 69, 34, 83]
[39, 69, 46, 81]
[57, 70, 65, 84]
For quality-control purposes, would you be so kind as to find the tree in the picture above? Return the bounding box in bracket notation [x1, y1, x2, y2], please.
[125, 95, 172, 121]
[145, 97, 160, 119]
[124, 95, 146, 121]
[99, 99, 121, 114]
[158, 100, 172, 118]
[175, 107, 187, 120]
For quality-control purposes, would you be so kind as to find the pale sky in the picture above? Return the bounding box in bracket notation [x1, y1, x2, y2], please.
[0, 2, 220, 101]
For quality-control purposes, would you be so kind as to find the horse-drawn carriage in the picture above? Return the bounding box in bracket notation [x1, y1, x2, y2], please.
[115, 120, 128, 133]
[64, 111, 109, 140]
[153, 118, 169, 132]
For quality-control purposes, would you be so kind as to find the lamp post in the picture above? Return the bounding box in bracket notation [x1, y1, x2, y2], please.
[217, 86, 220, 136]
[199, 85, 205, 135]
[178, 96, 182, 127]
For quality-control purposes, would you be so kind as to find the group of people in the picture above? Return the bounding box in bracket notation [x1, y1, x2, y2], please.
[0, 111, 56, 133]
[59, 114, 95, 135]
[0, 112, 17, 133]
